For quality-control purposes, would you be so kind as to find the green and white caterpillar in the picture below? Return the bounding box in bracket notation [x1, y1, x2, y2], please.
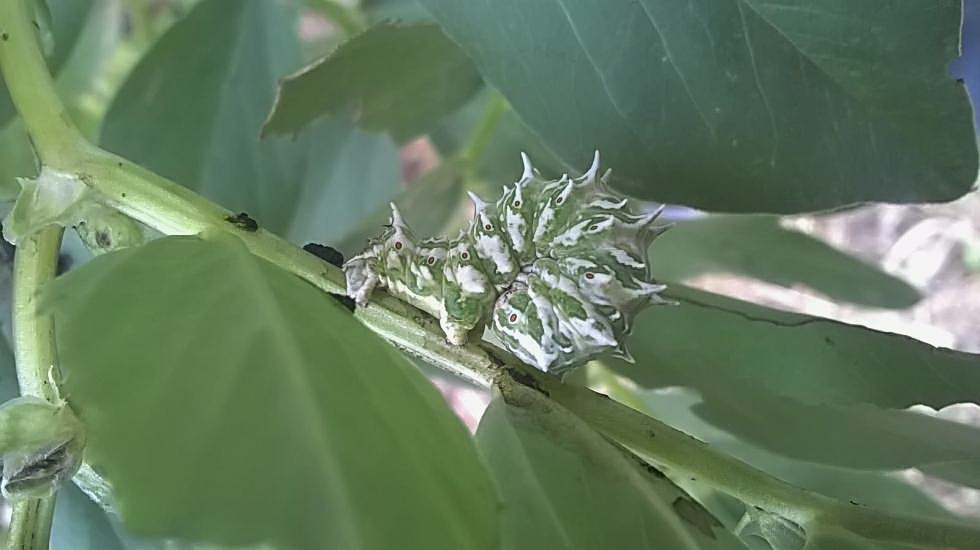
[344, 152, 668, 375]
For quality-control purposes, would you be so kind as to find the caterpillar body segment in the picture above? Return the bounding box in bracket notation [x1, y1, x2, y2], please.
[343, 152, 668, 374]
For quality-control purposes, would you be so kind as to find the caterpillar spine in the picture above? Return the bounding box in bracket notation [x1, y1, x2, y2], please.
[344, 152, 668, 374]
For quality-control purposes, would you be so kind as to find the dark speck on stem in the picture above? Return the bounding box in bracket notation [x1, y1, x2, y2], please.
[225, 212, 258, 232]
[303, 243, 344, 268]
[329, 293, 356, 313]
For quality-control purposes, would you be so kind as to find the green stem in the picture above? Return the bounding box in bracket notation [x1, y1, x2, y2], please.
[8, 226, 65, 549]
[1, 2, 978, 547]
[6, 496, 56, 550]
[0, 0, 86, 169]
[459, 94, 506, 167]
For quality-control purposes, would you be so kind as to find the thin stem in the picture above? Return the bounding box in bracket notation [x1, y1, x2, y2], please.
[6, 496, 56, 550]
[458, 93, 507, 168]
[0, 0, 86, 168]
[8, 226, 65, 549]
[11, 227, 63, 402]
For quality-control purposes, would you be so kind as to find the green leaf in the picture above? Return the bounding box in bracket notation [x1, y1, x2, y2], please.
[620, 285, 980, 410]
[418, 0, 978, 213]
[100, 0, 400, 238]
[648, 215, 920, 308]
[608, 287, 980, 477]
[477, 387, 746, 550]
[282, 118, 401, 247]
[45, 236, 498, 549]
[624, 383, 961, 521]
[0, 0, 95, 127]
[263, 22, 483, 143]
[335, 161, 465, 256]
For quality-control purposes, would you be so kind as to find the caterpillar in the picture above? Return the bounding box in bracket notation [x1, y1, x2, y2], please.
[343, 152, 668, 375]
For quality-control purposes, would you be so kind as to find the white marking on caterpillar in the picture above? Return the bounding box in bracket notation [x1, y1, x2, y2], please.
[342, 153, 669, 374]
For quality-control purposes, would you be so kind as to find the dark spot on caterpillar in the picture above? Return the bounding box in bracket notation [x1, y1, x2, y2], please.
[513, 200, 521, 207]
[556, 197, 565, 204]
[329, 293, 356, 313]
[484, 224, 493, 231]
[95, 231, 111, 248]
[689, 477, 696, 481]
[1, 33, 8, 41]
[585, 272, 595, 280]
[225, 212, 258, 232]
[460, 251, 469, 260]
[507, 366, 549, 397]
[849, 500, 863, 506]
[649, 430, 657, 438]
[121, 192, 127, 198]
[672, 497, 722, 540]
[116, 161, 123, 168]
[303, 243, 344, 268]
[394, 241, 403, 250]
[426, 256, 436, 265]
[509, 313, 518, 323]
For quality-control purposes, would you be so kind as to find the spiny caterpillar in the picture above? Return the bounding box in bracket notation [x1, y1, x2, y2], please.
[344, 152, 668, 374]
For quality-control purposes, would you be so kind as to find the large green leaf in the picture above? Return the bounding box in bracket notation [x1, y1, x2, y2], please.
[622, 383, 960, 522]
[418, 0, 978, 213]
[648, 215, 920, 308]
[45, 236, 498, 549]
[100, 0, 400, 238]
[476, 389, 746, 549]
[619, 285, 980, 409]
[608, 286, 980, 479]
[263, 22, 483, 143]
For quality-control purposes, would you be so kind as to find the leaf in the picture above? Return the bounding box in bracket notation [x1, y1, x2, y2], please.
[45, 236, 498, 549]
[607, 287, 980, 477]
[418, 0, 978, 213]
[620, 285, 980, 410]
[335, 161, 465, 256]
[282, 118, 401, 247]
[476, 386, 746, 550]
[263, 22, 483, 143]
[626, 383, 961, 521]
[100, 0, 400, 238]
[648, 215, 920, 308]
[0, 0, 95, 127]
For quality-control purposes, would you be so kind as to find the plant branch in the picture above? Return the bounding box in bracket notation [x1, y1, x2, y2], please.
[1, 3, 978, 547]
[7, 226, 65, 549]
[0, 0, 86, 168]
